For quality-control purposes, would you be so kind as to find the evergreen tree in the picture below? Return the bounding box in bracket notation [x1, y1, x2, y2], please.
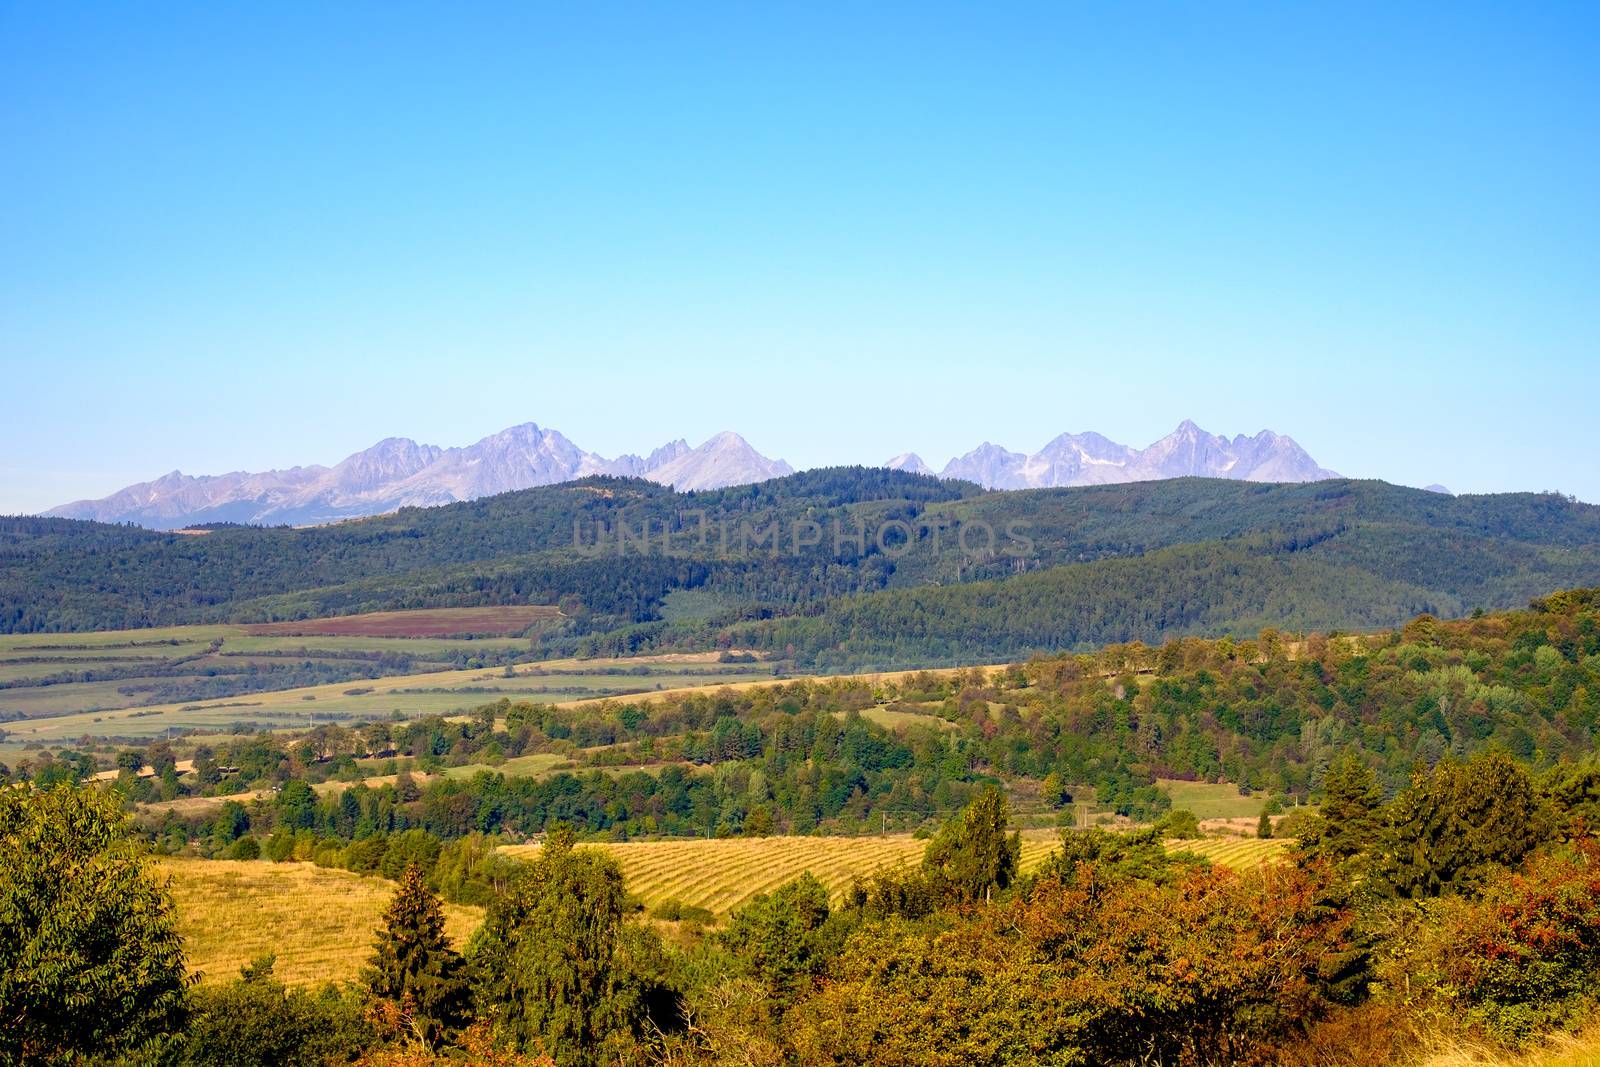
[364, 863, 471, 1048]
[1257, 809, 1273, 839]
[1379, 751, 1554, 898]
[720, 873, 834, 999]
[923, 786, 1022, 904]
[1295, 754, 1382, 868]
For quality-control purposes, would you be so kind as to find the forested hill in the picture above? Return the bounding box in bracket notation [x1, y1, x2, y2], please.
[4, 470, 1599, 669]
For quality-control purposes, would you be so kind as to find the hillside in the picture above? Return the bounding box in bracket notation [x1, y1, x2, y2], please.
[158, 858, 482, 985]
[78, 588, 1600, 849]
[5, 472, 1600, 674]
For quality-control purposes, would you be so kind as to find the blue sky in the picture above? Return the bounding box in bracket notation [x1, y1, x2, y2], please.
[2, 2, 1596, 511]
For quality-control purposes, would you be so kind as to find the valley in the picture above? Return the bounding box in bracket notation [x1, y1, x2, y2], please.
[8, 471, 1600, 1067]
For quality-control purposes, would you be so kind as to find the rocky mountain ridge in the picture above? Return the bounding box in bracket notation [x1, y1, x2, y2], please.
[45, 419, 1336, 528]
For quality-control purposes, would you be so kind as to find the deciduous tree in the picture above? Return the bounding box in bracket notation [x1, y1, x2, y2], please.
[0, 784, 191, 1065]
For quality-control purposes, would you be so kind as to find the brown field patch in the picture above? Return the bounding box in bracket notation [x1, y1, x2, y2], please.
[242, 605, 560, 638]
[159, 858, 482, 985]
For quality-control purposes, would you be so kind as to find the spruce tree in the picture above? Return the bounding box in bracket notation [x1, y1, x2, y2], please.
[1296, 753, 1382, 867]
[1257, 808, 1273, 839]
[365, 863, 471, 1048]
[1379, 752, 1554, 898]
[923, 786, 1022, 904]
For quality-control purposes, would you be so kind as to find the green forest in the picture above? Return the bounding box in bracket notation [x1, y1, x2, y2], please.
[6, 472, 1600, 674]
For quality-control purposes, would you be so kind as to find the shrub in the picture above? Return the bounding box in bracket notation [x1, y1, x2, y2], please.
[1383, 837, 1600, 1044]
[649, 898, 712, 924]
[1158, 808, 1201, 838]
[792, 860, 1361, 1066]
[178, 957, 376, 1066]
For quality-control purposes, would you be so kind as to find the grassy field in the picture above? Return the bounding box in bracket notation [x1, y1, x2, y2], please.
[840, 705, 961, 732]
[241, 606, 560, 638]
[1158, 778, 1271, 821]
[500, 830, 1289, 919]
[158, 830, 1291, 986]
[158, 858, 483, 986]
[1166, 837, 1292, 869]
[0, 651, 775, 753]
[0, 616, 537, 724]
[441, 751, 570, 780]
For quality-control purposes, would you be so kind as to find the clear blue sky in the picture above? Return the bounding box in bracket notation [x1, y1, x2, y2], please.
[2, 2, 1596, 512]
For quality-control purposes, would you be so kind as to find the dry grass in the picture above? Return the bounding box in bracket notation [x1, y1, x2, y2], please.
[497, 830, 1283, 919]
[1414, 1026, 1600, 1067]
[158, 858, 482, 986]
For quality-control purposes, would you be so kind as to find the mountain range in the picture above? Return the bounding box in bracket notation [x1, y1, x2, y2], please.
[44, 420, 1337, 529]
[43, 426, 794, 529]
[888, 421, 1338, 489]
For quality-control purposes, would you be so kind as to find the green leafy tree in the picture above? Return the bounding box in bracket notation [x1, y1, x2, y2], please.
[1156, 807, 1201, 839]
[0, 783, 191, 1065]
[1033, 826, 1186, 890]
[922, 786, 1022, 905]
[365, 864, 472, 1048]
[470, 825, 643, 1066]
[720, 873, 835, 998]
[180, 955, 375, 1067]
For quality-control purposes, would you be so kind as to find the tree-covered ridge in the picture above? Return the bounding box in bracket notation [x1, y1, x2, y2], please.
[0, 469, 973, 632]
[4, 473, 1599, 672]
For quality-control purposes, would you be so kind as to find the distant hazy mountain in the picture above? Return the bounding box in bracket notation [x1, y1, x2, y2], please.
[885, 453, 934, 477]
[928, 421, 1339, 490]
[45, 424, 793, 529]
[643, 431, 794, 491]
[46, 418, 1342, 529]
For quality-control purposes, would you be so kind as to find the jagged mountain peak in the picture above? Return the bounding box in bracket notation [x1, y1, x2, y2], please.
[44, 418, 1342, 529]
[924, 421, 1339, 491]
[45, 423, 793, 528]
[885, 453, 933, 476]
[643, 432, 794, 491]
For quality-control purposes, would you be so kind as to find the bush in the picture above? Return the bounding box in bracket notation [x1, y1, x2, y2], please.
[229, 836, 261, 861]
[1383, 837, 1600, 1044]
[649, 899, 712, 925]
[264, 832, 294, 863]
[176, 956, 376, 1066]
[791, 861, 1361, 1066]
[1158, 808, 1201, 839]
